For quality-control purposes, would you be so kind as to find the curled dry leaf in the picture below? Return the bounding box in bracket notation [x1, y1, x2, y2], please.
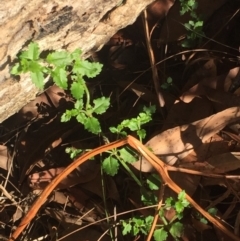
[132, 107, 240, 172]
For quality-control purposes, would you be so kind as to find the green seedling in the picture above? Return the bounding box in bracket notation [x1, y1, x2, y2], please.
[121, 190, 190, 241]
[179, 0, 205, 47]
[11, 42, 109, 134]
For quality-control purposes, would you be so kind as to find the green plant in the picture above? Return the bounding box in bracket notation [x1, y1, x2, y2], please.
[179, 0, 205, 47]
[121, 190, 190, 241]
[102, 105, 156, 185]
[11, 42, 157, 178]
[11, 42, 109, 134]
[161, 77, 173, 90]
[63, 105, 156, 183]
[65, 147, 83, 159]
[194, 207, 218, 224]
[109, 105, 156, 141]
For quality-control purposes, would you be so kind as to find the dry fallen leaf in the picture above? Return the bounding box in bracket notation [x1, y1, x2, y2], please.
[206, 152, 240, 174]
[181, 134, 230, 163]
[132, 106, 240, 172]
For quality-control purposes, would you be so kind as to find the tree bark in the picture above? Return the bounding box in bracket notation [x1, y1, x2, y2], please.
[0, 0, 155, 123]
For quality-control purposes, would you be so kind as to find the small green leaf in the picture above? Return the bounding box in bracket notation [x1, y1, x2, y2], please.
[140, 227, 148, 235]
[208, 208, 217, 216]
[70, 49, 82, 61]
[88, 62, 103, 77]
[181, 39, 192, 48]
[73, 59, 103, 78]
[137, 129, 146, 139]
[181, 198, 190, 208]
[52, 67, 68, 89]
[133, 225, 140, 236]
[192, 1, 198, 9]
[178, 190, 186, 201]
[184, 23, 191, 29]
[176, 211, 184, 220]
[153, 228, 168, 241]
[109, 125, 127, 136]
[71, 80, 84, 99]
[46, 51, 72, 67]
[143, 105, 156, 115]
[145, 216, 154, 226]
[180, 9, 186, 15]
[126, 118, 139, 131]
[167, 77, 173, 84]
[11, 63, 21, 75]
[20, 58, 31, 72]
[194, 20, 203, 28]
[161, 83, 169, 90]
[20, 42, 40, 60]
[65, 147, 83, 159]
[30, 71, 44, 89]
[74, 100, 84, 110]
[133, 216, 144, 226]
[138, 113, 152, 125]
[122, 221, 132, 235]
[76, 112, 87, 123]
[109, 127, 119, 134]
[84, 116, 101, 134]
[92, 97, 110, 114]
[175, 201, 184, 214]
[120, 119, 130, 129]
[165, 197, 174, 209]
[120, 131, 128, 136]
[102, 156, 119, 176]
[29, 60, 43, 72]
[118, 147, 137, 163]
[169, 222, 183, 239]
[61, 112, 71, 122]
[200, 217, 208, 224]
[188, 0, 195, 7]
[61, 109, 78, 122]
[146, 173, 161, 190]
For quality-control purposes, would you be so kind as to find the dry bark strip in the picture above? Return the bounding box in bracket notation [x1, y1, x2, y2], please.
[0, 0, 156, 123]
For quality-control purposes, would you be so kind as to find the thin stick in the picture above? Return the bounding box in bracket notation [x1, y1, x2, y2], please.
[146, 184, 166, 241]
[142, 10, 165, 114]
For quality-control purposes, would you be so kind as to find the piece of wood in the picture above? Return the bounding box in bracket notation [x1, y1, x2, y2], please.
[0, 0, 155, 123]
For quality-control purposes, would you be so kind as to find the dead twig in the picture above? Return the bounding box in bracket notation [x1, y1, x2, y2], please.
[142, 9, 165, 115]
[0, 184, 23, 212]
[147, 183, 166, 241]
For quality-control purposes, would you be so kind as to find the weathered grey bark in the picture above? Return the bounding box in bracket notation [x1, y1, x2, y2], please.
[0, 0, 155, 123]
